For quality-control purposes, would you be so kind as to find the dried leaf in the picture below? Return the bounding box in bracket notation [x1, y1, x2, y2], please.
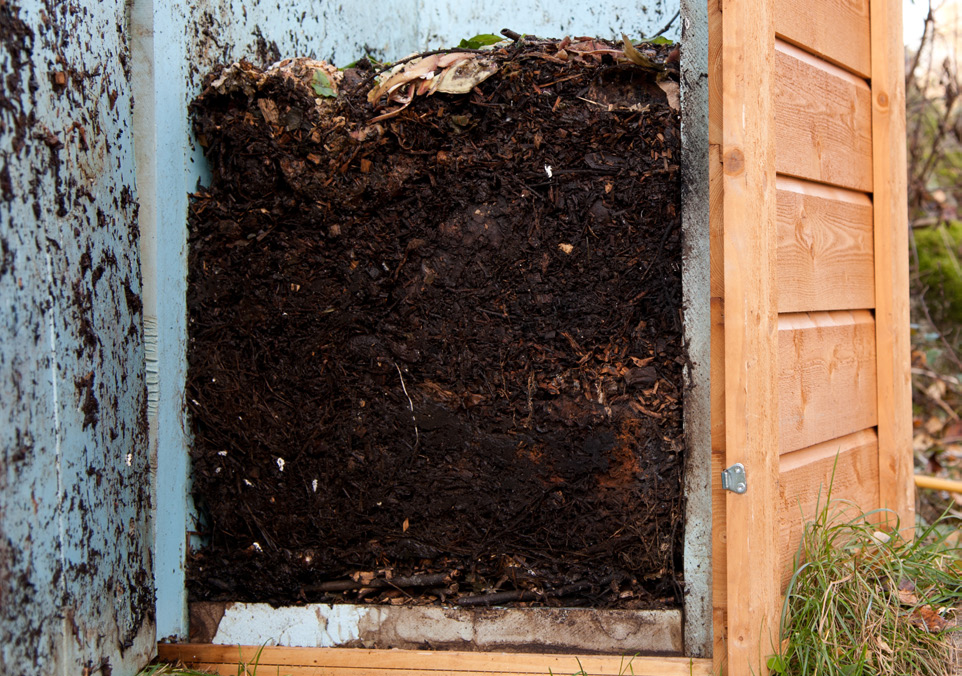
[402, 518, 410, 532]
[909, 605, 949, 632]
[433, 57, 499, 94]
[368, 55, 441, 104]
[621, 34, 665, 71]
[657, 80, 680, 112]
[898, 588, 919, 605]
[925, 415, 945, 436]
[438, 52, 475, 68]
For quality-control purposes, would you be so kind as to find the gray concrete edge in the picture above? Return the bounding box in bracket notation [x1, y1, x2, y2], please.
[679, 0, 713, 659]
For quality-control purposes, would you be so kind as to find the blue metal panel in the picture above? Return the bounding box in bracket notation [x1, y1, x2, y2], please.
[0, 0, 154, 674]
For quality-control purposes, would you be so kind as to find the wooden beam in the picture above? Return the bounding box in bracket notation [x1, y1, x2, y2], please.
[721, 0, 780, 672]
[774, 0, 871, 79]
[156, 644, 714, 676]
[708, 0, 727, 668]
[870, 0, 914, 531]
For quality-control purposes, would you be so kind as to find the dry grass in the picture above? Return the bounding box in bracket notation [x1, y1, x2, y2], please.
[769, 489, 962, 676]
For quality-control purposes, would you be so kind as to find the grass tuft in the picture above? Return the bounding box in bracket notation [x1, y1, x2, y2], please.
[770, 493, 962, 676]
[139, 644, 280, 676]
[136, 663, 218, 676]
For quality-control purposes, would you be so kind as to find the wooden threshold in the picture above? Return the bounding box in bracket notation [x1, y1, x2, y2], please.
[157, 644, 713, 676]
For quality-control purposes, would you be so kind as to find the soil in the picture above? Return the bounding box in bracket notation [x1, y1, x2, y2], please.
[185, 37, 686, 610]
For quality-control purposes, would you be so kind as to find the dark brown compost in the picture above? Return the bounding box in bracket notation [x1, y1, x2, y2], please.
[185, 37, 685, 609]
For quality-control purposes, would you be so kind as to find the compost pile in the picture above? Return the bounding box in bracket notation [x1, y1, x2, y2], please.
[186, 36, 685, 609]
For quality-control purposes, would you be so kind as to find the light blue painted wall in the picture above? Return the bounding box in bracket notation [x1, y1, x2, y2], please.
[0, 1, 154, 674]
[417, 0, 680, 50]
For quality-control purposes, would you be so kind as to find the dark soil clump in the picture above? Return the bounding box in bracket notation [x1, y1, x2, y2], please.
[185, 38, 685, 609]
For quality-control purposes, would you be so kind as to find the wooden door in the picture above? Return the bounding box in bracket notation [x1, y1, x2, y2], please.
[709, 0, 912, 673]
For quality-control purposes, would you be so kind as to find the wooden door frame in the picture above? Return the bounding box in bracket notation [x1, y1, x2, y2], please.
[711, 1, 912, 674]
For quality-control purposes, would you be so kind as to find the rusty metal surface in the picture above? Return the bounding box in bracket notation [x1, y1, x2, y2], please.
[1, 0, 694, 668]
[0, 1, 153, 674]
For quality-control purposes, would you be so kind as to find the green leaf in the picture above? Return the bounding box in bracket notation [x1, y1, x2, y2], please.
[648, 36, 674, 45]
[457, 33, 504, 49]
[767, 654, 788, 674]
[311, 70, 337, 98]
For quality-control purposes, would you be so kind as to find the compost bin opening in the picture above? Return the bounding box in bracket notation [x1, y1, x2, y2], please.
[185, 37, 685, 612]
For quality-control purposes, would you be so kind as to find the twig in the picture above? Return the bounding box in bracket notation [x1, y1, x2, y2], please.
[913, 378, 961, 421]
[649, 10, 680, 39]
[906, 1, 935, 90]
[912, 366, 961, 387]
[457, 589, 540, 606]
[639, 221, 679, 283]
[915, 279, 962, 374]
[304, 572, 454, 593]
[395, 362, 419, 446]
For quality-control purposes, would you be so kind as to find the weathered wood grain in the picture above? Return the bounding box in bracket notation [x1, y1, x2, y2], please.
[157, 645, 714, 675]
[708, 1, 726, 666]
[711, 144, 725, 297]
[722, 0, 781, 670]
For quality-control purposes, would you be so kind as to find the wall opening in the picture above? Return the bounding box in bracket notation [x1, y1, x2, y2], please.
[135, 0, 709, 658]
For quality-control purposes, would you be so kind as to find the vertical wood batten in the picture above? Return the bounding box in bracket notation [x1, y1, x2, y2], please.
[707, 0, 727, 668]
[870, 0, 914, 531]
[721, 0, 780, 673]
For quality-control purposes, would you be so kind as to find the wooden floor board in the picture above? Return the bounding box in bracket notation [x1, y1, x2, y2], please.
[157, 644, 713, 676]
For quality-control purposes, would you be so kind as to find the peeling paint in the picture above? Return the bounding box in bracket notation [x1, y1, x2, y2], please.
[680, 0, 712, 659]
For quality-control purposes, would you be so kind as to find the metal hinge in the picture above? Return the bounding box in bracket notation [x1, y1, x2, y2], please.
[721, 463, 747, 494]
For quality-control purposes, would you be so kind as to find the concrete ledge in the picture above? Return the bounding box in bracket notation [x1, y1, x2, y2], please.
[190, 602, 683, 655]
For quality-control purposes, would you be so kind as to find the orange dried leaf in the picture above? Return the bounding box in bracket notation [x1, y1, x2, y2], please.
[908, 605, 949, 633]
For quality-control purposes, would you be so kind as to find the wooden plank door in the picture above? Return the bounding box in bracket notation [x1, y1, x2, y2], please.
[709, 0, 911, 673]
